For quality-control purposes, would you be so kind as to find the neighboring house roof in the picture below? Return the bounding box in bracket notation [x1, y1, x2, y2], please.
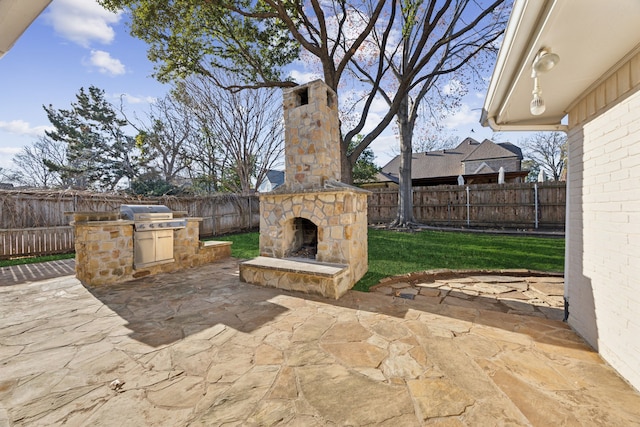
[462, 139, 523, 162]
[265, 170, 285, 187]
[370, 171, 398, 185]
[257, 170, 285, 192]
[481, 0, 640, 131]
[380, 137, 524, 185]
[0, 0, 52, 58]
[496, 142, 523, 159]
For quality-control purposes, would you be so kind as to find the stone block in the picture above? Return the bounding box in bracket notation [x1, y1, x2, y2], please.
[240, 257, 350, 299]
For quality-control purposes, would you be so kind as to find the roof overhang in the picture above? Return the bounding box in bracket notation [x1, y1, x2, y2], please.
[0, 0, 52, 58]
[482, 0, 640, 132]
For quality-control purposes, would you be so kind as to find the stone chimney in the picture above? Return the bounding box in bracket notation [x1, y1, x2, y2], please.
[283, 80, 341, 190]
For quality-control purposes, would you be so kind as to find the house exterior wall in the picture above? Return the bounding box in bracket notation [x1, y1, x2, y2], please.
[463, 158, 520, 174]
[566, 49, 640, 391]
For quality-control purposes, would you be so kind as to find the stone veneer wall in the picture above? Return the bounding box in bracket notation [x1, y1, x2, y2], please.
[283, 80, 341, 190]
[259, 188, 369, 285]
[73, 213, 231, 286]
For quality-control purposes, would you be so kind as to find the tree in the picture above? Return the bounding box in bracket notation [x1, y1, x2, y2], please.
[522, 132, 567, 181]
[521, 159, 541, 183]
[178, 72, 285, 195]
[130, 170, 182, 196]
[348, 1, 507, 227]
[128, 91, 195, 185]
[349, 136, 379, 184]
[11, 136, 68, 188]
[99, 0, 506, 191]
[93, 0, 387, 181]
[0, 167, 18, 186]
[44, 86, 144, 190]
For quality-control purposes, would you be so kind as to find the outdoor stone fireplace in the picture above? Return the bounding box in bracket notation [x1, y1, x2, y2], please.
[239, 80, 369, 299]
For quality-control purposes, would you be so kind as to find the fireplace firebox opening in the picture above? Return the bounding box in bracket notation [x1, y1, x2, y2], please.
[289, 217, 318, 259]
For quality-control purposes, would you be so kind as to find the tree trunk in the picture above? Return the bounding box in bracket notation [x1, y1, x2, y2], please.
[341, 139, 354, 185]
[391, 95, 418, 228]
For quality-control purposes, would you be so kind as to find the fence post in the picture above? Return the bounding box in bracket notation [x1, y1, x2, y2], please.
[466, 186, 470, 227]
[534, 183, 539, 229]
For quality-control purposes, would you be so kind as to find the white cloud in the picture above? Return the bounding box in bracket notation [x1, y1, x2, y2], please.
[289, 69, 322, 85]
[87, 50, 126, 76]
[0, 120, 53, 137]
[120, 93, 157, 105]
[442, 103, 481, 130]
[443, 79, 464, 96]
[0, 147, 22, 156]
[107, 93, 156, 105]
[369, 95, 389, 114]
[368, 133, 397, 167]
[0, 147, 22, 170]
[47, 0, 121, 47]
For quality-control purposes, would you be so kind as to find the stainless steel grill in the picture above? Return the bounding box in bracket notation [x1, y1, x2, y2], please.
[120, 205, 187, 268]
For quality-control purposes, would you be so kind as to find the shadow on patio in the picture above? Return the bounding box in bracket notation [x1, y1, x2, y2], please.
[84, 257, 585, 355]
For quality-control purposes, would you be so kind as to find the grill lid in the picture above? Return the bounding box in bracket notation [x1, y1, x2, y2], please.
[120, 204, 172, 221]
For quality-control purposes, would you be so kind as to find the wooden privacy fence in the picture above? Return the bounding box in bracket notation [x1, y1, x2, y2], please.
[0, 226, 74, 259]
[0, 190, 259, 259]
[0, 184, 565, 259]
[368, 182, 566, 229]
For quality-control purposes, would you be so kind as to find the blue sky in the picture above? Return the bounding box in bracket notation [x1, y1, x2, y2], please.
[0, 0, 505, 173]
[0, 0, 167, 171]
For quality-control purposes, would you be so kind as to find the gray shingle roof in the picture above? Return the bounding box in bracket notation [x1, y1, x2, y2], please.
[461, 139, 522, 161]
[380, 137, 521, 180]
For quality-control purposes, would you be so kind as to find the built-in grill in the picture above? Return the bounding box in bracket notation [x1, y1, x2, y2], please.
[120, 205, 187, 268]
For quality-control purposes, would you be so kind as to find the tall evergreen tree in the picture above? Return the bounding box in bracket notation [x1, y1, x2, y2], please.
[44, 86, 143, 190]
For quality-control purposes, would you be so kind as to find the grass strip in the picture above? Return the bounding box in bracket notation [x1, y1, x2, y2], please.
[0, 253, 75, 268]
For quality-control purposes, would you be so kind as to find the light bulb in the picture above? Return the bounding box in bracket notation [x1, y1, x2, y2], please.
[530, 94, 545, 115]
[530, 74, 545, 115]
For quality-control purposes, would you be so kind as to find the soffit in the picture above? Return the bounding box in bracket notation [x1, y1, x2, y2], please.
[482, 0, 640, 130]
[0, 0, 52, 58]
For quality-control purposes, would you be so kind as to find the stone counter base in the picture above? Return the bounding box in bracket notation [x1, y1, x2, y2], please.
[239, 256, 350, 299]
[73, 217, 231, 286]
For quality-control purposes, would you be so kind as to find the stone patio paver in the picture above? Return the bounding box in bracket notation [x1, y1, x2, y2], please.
[1, 258, 640, 425]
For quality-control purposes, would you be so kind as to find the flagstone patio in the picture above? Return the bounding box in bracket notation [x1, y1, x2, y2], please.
[1, 258, 639, 425]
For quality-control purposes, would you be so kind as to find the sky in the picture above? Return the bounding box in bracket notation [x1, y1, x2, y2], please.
[0, 0, 516, 175]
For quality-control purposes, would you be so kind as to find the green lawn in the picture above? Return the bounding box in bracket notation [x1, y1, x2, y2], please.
[2, 229, 564, 292]
[217, 229, 565, 292]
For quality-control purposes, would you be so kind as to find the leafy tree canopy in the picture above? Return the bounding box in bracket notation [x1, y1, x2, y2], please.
[348, 135, 379, 184]
[99, 0, 301, 86]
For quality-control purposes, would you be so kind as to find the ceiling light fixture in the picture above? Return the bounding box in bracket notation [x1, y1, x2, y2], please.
[530, 48, 559, 116]
[533, 48, 560, 73]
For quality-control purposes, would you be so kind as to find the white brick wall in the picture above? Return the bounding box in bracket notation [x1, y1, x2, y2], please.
[567, 71, 640, 392]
